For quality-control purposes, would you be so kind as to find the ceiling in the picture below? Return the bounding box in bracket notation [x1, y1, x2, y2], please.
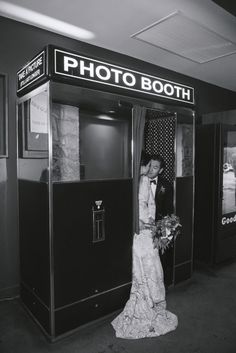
[1, 0, 236, 92]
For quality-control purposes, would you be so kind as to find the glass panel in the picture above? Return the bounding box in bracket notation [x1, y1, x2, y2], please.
[18, 87, 49, 182]
[51, 87, 132, 182]
[222, 129, 236, 216]
[79, 112, 131, 180]
[176, 114, 194, 177]
[52, 103, 80, 182]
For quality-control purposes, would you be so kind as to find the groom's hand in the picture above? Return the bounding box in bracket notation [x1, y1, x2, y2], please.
[148, 217, 155, 225]
[139, 220, 146, 230]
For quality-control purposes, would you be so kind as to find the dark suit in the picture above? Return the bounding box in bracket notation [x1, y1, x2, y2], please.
[154, 176, 174, 286]
[155, 176, 173, 221]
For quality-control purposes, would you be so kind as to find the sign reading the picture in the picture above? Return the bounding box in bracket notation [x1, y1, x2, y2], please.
[17, 51, 46, 93]
[54, 49, 194, 104]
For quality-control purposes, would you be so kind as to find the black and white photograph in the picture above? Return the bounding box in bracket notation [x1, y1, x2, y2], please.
[0, 1, 236, 353]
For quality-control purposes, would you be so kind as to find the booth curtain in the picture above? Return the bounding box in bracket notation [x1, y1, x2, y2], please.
[144, 113, 176, 183]
[133, 105, 146, 234]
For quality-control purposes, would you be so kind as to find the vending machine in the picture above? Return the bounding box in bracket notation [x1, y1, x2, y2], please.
[195, 113, 236, 265]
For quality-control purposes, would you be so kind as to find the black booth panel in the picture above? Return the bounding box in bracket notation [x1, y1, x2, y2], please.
[174, 262, 192, 284]
[19, 180, 50, 306]
[175, 177, 193, 265]
[216, 228, 236, 263]
[54, 283, 130, 336]
[53, 179, 133, 308]
[194, 124, 218, 264]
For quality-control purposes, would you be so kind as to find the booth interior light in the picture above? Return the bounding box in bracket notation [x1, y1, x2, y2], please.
[97, 115, 115, 121]
[0, 1, 95, 40]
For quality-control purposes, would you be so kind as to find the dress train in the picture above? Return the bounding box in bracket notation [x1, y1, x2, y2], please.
[111, 229, 178, 339]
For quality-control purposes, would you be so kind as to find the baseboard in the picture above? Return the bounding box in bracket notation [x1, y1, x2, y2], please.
[0, 285, 19, 300]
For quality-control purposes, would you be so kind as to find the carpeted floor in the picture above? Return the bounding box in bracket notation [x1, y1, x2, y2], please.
[1, 261, 236, 353]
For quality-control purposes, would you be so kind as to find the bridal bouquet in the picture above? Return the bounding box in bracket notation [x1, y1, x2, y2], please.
[153, 214, 181, 254]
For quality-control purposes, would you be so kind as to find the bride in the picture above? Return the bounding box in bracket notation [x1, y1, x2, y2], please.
[111, 158, 178, 339]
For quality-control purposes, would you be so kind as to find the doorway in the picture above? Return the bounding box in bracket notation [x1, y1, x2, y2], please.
[143, 107, 195, 285]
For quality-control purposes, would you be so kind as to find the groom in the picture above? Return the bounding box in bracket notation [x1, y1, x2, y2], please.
[147, 154, 173, 221]
[147, 154, 174, 285]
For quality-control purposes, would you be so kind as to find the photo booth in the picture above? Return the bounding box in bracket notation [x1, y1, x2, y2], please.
[17, 45, 195, 340]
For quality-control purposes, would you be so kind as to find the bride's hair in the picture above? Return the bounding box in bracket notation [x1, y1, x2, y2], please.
[140, 150, 151, 166]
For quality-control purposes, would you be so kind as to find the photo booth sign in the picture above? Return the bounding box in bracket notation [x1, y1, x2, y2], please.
[54, 49, 194, 104]
[17, 46, 194, 105]
[17, 51, 46, 93]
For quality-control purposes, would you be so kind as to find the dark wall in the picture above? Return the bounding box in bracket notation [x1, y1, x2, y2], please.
[0, 15, 236, 297]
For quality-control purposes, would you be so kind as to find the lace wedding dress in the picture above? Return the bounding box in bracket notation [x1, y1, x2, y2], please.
[111, 176, 178, 339]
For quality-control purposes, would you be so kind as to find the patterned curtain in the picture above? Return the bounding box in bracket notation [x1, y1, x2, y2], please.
[144, 110, 176, 183]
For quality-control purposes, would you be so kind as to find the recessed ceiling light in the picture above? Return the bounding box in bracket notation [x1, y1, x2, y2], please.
[0, 1, 95, 40]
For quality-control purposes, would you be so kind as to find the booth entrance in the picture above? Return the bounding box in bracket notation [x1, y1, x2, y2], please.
[17, 46, 195, 340]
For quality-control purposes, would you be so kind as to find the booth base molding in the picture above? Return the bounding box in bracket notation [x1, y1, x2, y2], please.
[54, 282, 131, 336]
[20, 282, 50, 335]
[20, 281, 131, 340]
